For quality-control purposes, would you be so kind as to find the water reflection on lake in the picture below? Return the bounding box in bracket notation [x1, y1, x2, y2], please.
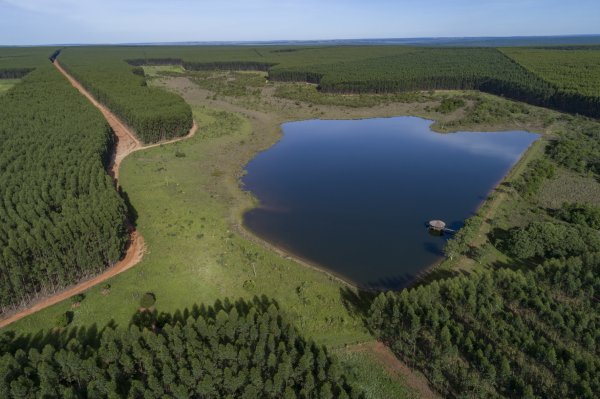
[242, 117, 538, 290]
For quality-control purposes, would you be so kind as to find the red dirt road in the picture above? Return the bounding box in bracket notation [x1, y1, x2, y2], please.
[54, 61, 142, 180]
[0, 61, 197, 329]
[0, 231, 145, 329]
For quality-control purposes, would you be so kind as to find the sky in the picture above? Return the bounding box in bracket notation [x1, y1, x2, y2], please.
[1, 0, 599, 45]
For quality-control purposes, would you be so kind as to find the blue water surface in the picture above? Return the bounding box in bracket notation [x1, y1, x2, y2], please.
[242, 117, 538, 290]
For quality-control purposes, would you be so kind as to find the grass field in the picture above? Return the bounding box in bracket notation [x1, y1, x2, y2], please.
[0, 78, 19, 94]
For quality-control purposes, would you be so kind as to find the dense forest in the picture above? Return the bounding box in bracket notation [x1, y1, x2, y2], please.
[58, 52, 193, 143]
[368, 255, 600, 398]
[0, 65, 127, 311]
[0, 298, 363, 399]
[502, 49, 600, 97]
[54, 45, 600, 119]
[127, 58, 276, 72]
[269, 48, 600, 118]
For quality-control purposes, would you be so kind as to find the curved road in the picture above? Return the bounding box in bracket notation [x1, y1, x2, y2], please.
[0, 61, 197, 329]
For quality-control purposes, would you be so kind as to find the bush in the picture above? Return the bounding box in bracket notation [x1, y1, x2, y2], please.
[513, 158, 555, 197]
[71, 294, 85, 304]
[55, 311, 73, 328]
[140, 292, 156, 308]
[436, 97, 465, 114]
[555, 203, 600, 229]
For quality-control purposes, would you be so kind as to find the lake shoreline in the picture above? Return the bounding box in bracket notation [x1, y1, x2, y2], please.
[238, 116, 540, 291]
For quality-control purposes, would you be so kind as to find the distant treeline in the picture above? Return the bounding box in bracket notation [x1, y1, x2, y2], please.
[0, 68, 34, 79]
[268, 48, 600, 119]
[58, 46, 600, 119]
[0, 65, 127, 311]
[126, 58, 275, 71]
[0, 298, 363, 399]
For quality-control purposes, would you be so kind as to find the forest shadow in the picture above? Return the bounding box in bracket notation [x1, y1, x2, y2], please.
[1, 296, 279, 354]
[0, 321, 114, 353]
[339, 287, 378, 328]
[488, 226, 512, 251]
[129, 295, 279, 330]
[119, 188, 139, 226]
[411, 267, 469, 289]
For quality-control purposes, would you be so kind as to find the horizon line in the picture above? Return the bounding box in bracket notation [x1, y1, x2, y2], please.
[2, 33, 600, 47]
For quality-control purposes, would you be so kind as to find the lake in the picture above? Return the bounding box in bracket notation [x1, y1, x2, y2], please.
[242, 117, 538, 290]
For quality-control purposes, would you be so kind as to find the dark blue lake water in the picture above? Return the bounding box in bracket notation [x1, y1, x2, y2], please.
[242, 117, 538, 290]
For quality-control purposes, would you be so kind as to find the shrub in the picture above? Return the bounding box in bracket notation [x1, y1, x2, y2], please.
[55, 311, 73, 328]
[140, 292, 156, 308]
[71, 294, 85, 304]
[436, 97, 465, 114]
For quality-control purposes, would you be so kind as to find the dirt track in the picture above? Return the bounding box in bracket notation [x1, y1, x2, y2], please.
[0, 62, 197, 329]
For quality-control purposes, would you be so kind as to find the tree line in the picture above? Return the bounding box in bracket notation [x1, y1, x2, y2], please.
[58, 52, 193, 144]
[0, 68, 34, 79]
[268, 48, 600, 119]
[127, 58, 275, 72]
[0, 65, 128, 312]
[0, 298, 363, 399]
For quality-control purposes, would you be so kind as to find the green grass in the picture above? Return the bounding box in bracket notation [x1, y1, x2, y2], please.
[189, 70, 267, 98]
[274, 83, 427, 108]
[4, 105, 371, 347]
[142, 64, 185, 77]
[0, 79, 19, 94]
[336, 350, 419, 399]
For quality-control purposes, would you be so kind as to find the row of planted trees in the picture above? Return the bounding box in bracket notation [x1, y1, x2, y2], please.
[0, 298, 363, 399]
[269, 47, 600, 118]
[58, 51, 193, 144]
[0, 65, 128, 311]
